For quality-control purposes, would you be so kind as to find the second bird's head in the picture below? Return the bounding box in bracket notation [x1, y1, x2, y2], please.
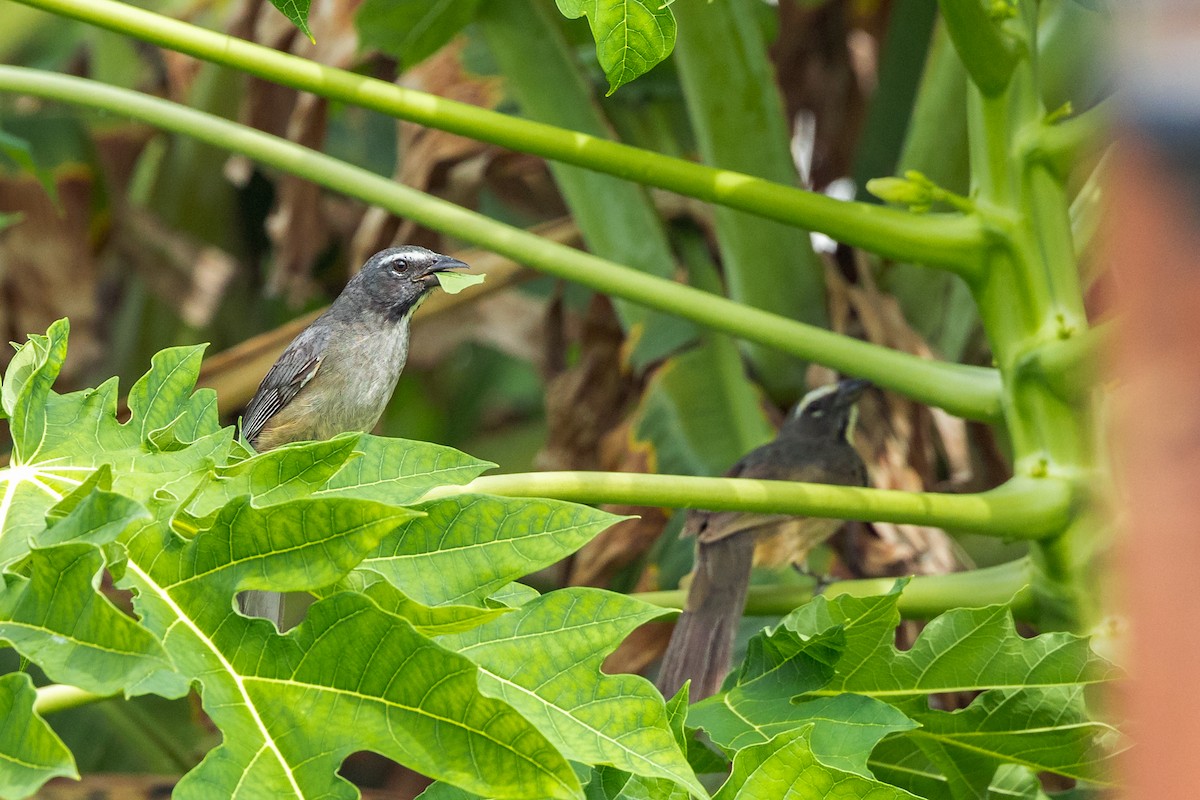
[784, 378, 871, 441]
[341, 245, 469, 321]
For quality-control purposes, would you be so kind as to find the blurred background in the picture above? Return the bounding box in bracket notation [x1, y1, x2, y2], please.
[0, 0, 1116, 795]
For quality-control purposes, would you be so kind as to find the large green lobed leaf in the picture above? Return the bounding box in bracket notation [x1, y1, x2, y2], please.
[0, 321, 695, 799]
[686, 585, 1122, 797]
[713, 727, 920, 800]
[361, 493, 624, 606]
[0, 673, 77, 797]
[441, 588, 704, 796]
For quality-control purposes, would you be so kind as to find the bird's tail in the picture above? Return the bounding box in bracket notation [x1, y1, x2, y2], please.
[239, 590, 284, 628]
[657, 534, 755, 701]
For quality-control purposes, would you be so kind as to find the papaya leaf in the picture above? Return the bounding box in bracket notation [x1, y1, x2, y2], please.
[440, 588, 704, 797]
[186, 435, 363, 515]
[580, 684, 707, 799]
[267, 0, 314, 42]
[785, 589, 1119, 696]
[0, 325, 226, 571]
[489, 581, 542, 608]
[555, 0, 677, 94]
[906, 687, 1120, 796]
[708, 586, 1122, 794]
[113, 487, 579, 798]
[688, 621, 916, 776]
[435, 270, 486, 295]
[360, 494, 624, 606]
[313, 433, 494, 503]
[160, 591, 580, 800]
[39, 472, 147, 549]
[0, 541, 177, 698]
[420, 681, 708, 800]
[5, 318, 68, 464]
[0, 673, 77, 799]
[712, 727, 920, 800]
[2, 322, 670, 798]
[986, 764, 1053, 799]
[332, 570, 509, 636]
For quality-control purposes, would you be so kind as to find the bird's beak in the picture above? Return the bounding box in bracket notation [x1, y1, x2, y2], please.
[430, 255, 469, 274]
[836, 378, 872, 403]
[417, 254, 470, 286]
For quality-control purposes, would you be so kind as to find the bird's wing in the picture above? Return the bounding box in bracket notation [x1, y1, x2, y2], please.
[690, 456, 834, 544]
[241, 325, 330, 445]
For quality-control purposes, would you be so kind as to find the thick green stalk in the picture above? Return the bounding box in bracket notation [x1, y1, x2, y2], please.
[953, 4, 1095, 628]
[426, 473, 1074, 539]
[0, 66, 1003, 421]
[7, 0, 986, 276]
[672, 0, 823, 397]
[967, 49, 1088, 476]
[35, 683, 108, 715]
[636, 558, 1036, 621]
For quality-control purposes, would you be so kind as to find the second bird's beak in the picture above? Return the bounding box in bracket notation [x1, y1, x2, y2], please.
[836, 378, 872, 404]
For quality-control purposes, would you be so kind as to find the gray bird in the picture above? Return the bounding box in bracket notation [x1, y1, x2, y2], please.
[657, 378, 870, 701]
[238, 245, 469, 625]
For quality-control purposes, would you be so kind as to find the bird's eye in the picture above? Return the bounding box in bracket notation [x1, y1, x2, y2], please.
[390, 258, 408, 274]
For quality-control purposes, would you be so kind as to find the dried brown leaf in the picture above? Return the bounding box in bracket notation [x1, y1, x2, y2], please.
[388, 42, 504, 248]
[537, 295, 633, 470]
[568, 423, 666, 588]
[0, 174, 102, 381]
[264, 93, 332, 302]
[230, 0, 371, 302]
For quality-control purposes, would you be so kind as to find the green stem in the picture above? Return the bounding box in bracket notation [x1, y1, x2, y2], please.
[426, 473, 1073, 539]
[635, 559, 1036, 620]
[823, 558, 1035, 620]
[0, 65, 1003, 421]
[8, 0, 986, 275]
[34, 683, 110, 714]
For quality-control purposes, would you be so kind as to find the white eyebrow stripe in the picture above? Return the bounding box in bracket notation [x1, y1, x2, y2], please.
[791, 382, 839, 418]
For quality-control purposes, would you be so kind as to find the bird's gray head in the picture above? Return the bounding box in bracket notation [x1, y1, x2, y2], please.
[784, 378, 871, 441]
[339, 246, 469, 322]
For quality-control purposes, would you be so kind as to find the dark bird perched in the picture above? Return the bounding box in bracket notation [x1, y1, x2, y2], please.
[238, 245, 469, 625]
[657, 378, 870, 701]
